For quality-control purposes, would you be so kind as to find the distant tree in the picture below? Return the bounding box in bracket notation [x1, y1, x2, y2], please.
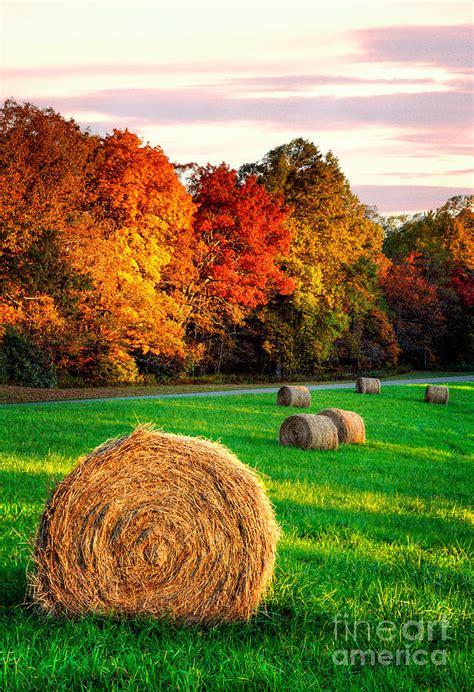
[383, 196, 473, 272]
[382, 196, 473, 366]
[380, 253, 444, 367]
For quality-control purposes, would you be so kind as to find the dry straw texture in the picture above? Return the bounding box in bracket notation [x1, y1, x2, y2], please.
[31, 425, 280, 625]
[277, 385, 311, 408]
[279, 414, 338, 450]
[356, 377, 381, 394]
[425, 385, 449, 404]
[317, 408, 366, 444]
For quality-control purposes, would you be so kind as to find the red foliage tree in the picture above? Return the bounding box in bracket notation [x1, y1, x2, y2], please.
[188, 164, 294, 333]
[450, 266, 474, 307]
[380, 252, 444, 367]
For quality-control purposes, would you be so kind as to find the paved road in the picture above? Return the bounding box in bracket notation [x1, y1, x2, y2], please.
[4, 375, 473, 406]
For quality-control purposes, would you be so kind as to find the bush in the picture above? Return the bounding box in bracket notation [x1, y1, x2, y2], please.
[56, 371, 88, 389]
[133, 350, 186, 382]
[0, 328, 57, 388]
[0, 349, 8, 384]
[84, 350, 140, 386]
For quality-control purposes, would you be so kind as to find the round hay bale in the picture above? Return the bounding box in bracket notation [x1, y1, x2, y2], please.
[317, 408, 366, 444]
[356, 377, 381, 394]
[279, 414, 338, 450]
[31, 425, 280, 625]
[277, 385, 311, 408]
[425, 385, 449, 404]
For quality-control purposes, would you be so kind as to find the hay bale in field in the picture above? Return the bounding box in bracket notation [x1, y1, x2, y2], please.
[317, 408, 365, 444]
[425, 385, 449, 404]
[277, 385, 311, 408]
[31, 425, 280, 625]
[279, 414, 338, 450]
[356, 377, 381, 394]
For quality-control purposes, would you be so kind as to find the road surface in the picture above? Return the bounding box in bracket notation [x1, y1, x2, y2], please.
[3, 375, 472, 406]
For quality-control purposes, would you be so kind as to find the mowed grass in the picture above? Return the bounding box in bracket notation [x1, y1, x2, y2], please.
[0, 383, 473, 690]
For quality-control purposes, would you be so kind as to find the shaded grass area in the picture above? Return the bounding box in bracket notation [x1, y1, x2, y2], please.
[0, 383, 473, 689]
[0, 370, 470, 404]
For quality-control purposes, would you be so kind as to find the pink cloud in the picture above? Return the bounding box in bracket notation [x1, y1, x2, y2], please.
[354, 25, 472, 69]
[393, 128, 472, 158]
[31, 83, 470, 131]
[204, 74, 437, 92]
[4, 62, 448, 89]
[3, 61, 249, 80]
[353, 185, 473, 214]
[379, 169, 474, 179]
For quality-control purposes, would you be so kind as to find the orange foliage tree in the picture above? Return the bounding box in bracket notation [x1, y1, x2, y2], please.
[0, 100, 98, 382]
[67, 129, 196, 378]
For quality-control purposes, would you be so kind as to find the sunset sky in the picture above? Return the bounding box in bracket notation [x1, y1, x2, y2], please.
[2, 0, 472, 214]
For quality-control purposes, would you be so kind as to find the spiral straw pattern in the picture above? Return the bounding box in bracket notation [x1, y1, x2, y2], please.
[277, 385, 311, 408]
[279, 414, 338, 450]
[356, 377, 381, 394]
[31, 425, 280, 625]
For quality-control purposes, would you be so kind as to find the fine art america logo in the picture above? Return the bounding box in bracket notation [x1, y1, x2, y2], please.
[332, 614, 449, 667]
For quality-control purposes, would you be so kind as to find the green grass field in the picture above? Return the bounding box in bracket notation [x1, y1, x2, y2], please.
[1, 383, 473, 690]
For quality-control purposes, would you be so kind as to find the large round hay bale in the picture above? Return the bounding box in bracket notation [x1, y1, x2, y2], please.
[279, 414, 338, 450]
[277, 385, 311, 408]
[425, 385, 449, 404]
[356, 377, 381, 394]
[317, 408, 365, 444]
[31, 426, 280, 625]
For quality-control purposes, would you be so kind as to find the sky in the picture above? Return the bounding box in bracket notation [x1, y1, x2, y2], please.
[1, 0, 473, 214]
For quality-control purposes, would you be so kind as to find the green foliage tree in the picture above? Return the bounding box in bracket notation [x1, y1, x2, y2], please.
[240, 138, 391, 375]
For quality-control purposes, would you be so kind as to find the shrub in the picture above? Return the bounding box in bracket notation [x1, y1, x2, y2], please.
[133, 350, 186, 382]
[84, 349, 140, 385]
[0, 328, 57, 388]
[0, 349, 8, 384]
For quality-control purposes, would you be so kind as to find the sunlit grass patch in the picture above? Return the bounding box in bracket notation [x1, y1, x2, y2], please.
[0, 382, 472, 689]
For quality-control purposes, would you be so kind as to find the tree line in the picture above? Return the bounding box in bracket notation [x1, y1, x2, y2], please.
[1, 100, 472, 387]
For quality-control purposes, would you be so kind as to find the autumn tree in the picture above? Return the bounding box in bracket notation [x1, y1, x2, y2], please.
[0, 105, 196, 384]
[382, 196, 473, 365]
[0, 99, 98, 259]
[384, 199, 473, 273]
[333, 256, 399, 369]
[380, 253, 444, 367]
[67, 129, 196, 379]
[240, 139, 388, 375]
[0, 100, 99, 383]
[185, 164, 293, 370]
